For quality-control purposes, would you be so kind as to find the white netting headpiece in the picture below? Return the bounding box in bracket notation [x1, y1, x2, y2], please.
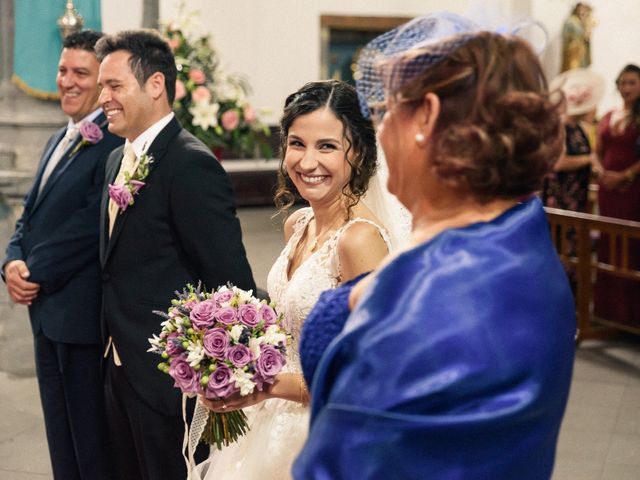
[355, 12, 549, 119]
[356, 12, 481, 118]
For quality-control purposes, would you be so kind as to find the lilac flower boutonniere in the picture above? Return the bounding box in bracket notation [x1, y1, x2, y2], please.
[69, 121, 104, 156]
[108, 152, 154, 213]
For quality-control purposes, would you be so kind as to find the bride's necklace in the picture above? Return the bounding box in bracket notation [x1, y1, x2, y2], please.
[307, 217, 346, 252]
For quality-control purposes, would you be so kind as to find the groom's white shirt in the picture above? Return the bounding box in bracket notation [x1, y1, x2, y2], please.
[127, 111, 175, 157]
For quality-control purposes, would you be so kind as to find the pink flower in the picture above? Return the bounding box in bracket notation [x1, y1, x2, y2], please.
[129, 180, 145, 195]
[221, 109, 240, 131]
[191, 86, 211, 103]
[188, 69, 206, 84]
[175, 79, 187, 101]
[108, 183, 133, 211]
[243, 105, 256, 124]
[79, 121, 103, 143]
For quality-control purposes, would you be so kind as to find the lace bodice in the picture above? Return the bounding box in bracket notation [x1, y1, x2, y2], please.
[266, 207, 391, 367]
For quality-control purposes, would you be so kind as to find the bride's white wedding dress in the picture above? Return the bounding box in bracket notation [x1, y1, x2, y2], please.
[192, 207, 390, 479]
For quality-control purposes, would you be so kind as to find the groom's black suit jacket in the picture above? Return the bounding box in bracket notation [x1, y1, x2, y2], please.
[100, 117, 255, 413]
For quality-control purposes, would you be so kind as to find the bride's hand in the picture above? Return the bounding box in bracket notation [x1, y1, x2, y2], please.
[200, 387, 271, 413]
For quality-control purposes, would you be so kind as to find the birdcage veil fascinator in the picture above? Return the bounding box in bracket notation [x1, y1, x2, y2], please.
[356, 12, 548, 249]
[355, 11, 549, 119]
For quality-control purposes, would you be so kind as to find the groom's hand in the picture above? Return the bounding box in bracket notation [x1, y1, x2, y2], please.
[4, 260, 40, 305]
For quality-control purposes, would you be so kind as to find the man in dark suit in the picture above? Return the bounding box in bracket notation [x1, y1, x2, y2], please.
[2, 31, 123, 479]
[95, 30, 256, 479]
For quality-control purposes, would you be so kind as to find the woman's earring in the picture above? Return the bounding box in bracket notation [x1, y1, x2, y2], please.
[415, 132, 426, 144]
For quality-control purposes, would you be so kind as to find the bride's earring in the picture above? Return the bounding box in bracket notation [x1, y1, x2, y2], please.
[415, 132, 426, 144]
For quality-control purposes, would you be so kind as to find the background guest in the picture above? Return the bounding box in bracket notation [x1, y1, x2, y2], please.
[543, 68, 605, 292]
[294, 13, 576, 479]
[594, 63, 640, 325]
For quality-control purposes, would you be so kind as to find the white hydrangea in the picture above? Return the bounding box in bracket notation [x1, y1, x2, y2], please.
[263, 324, 286, 346]
[235, 288, 255, 305]
[229, 324, 244, 343]
[232, 368, 256, 396]
[186, 343, 205, 367]
[248, 336, 264, 359]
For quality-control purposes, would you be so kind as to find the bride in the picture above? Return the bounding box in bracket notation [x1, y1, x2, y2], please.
[192, 80, 401, 479]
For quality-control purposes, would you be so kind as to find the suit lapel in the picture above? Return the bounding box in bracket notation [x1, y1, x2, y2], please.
[103, 117, 182, 265]
[26, 128, 66, 211]
[33, 115, 109, 212]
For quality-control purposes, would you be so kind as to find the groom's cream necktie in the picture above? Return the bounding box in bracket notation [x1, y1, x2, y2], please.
[108, 144, 138, 236]
[105, 146, 137, 367]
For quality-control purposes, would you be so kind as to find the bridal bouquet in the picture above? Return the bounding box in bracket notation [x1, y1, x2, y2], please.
[148, 283, 288, 449]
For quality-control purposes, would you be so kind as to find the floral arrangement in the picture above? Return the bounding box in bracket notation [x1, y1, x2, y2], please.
[163, 17, 272, 159]
[148, 283, 288, 449]
[108, 152, 153, 213]
[69, 120, 104, 156]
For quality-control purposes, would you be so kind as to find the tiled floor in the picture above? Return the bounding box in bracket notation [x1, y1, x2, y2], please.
[0, 206, 638, 479]
[552, 337, 640, 480]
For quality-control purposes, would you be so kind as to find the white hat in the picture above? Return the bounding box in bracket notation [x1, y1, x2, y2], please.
[550, 68, 605, 116]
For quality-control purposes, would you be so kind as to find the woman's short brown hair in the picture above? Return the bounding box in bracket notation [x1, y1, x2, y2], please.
[389, 32, 563, 201]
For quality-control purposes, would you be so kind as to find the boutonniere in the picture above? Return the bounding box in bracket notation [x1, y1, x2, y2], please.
[108, 152, 154, 213]
[69, 120, 105, 156]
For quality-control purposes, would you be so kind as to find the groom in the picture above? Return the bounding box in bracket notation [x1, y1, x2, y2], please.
[95, 29, 255, 479]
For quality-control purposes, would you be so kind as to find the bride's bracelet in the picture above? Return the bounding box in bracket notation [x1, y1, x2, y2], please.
[299, 379, 309, 407]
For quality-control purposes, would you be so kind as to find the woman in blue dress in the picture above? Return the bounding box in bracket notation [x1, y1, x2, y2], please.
[295, 13, 576, 480]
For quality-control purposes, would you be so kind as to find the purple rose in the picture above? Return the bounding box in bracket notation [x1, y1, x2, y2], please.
[164, 332, 183, 357]
[214, 289, 234, 305]
[129, 179, 145, 195]
[255, 344, 285, 380]
[108, 183, 133, 211]
[227, 344, 252, 368]
[213, 290, 233, 305]
[215, 306, 237, 325]
[79, 121, 103, 144]
[190, 299, 217, 330]
[203, 327, 229, 359]
[169, 356, 200, 394]
[238, 304, 260, 327]
[204, 363, 238, 399]
[259, 304, 278, 326]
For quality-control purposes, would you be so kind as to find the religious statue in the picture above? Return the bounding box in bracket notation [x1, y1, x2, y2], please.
[561, 3, 595, 72]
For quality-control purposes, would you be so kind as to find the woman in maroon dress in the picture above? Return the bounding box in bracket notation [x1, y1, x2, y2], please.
[594, 64, 640, 325]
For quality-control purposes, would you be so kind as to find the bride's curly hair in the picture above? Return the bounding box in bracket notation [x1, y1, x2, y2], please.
[274, 80, 377, 216]
[388, 32, 564, 201]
